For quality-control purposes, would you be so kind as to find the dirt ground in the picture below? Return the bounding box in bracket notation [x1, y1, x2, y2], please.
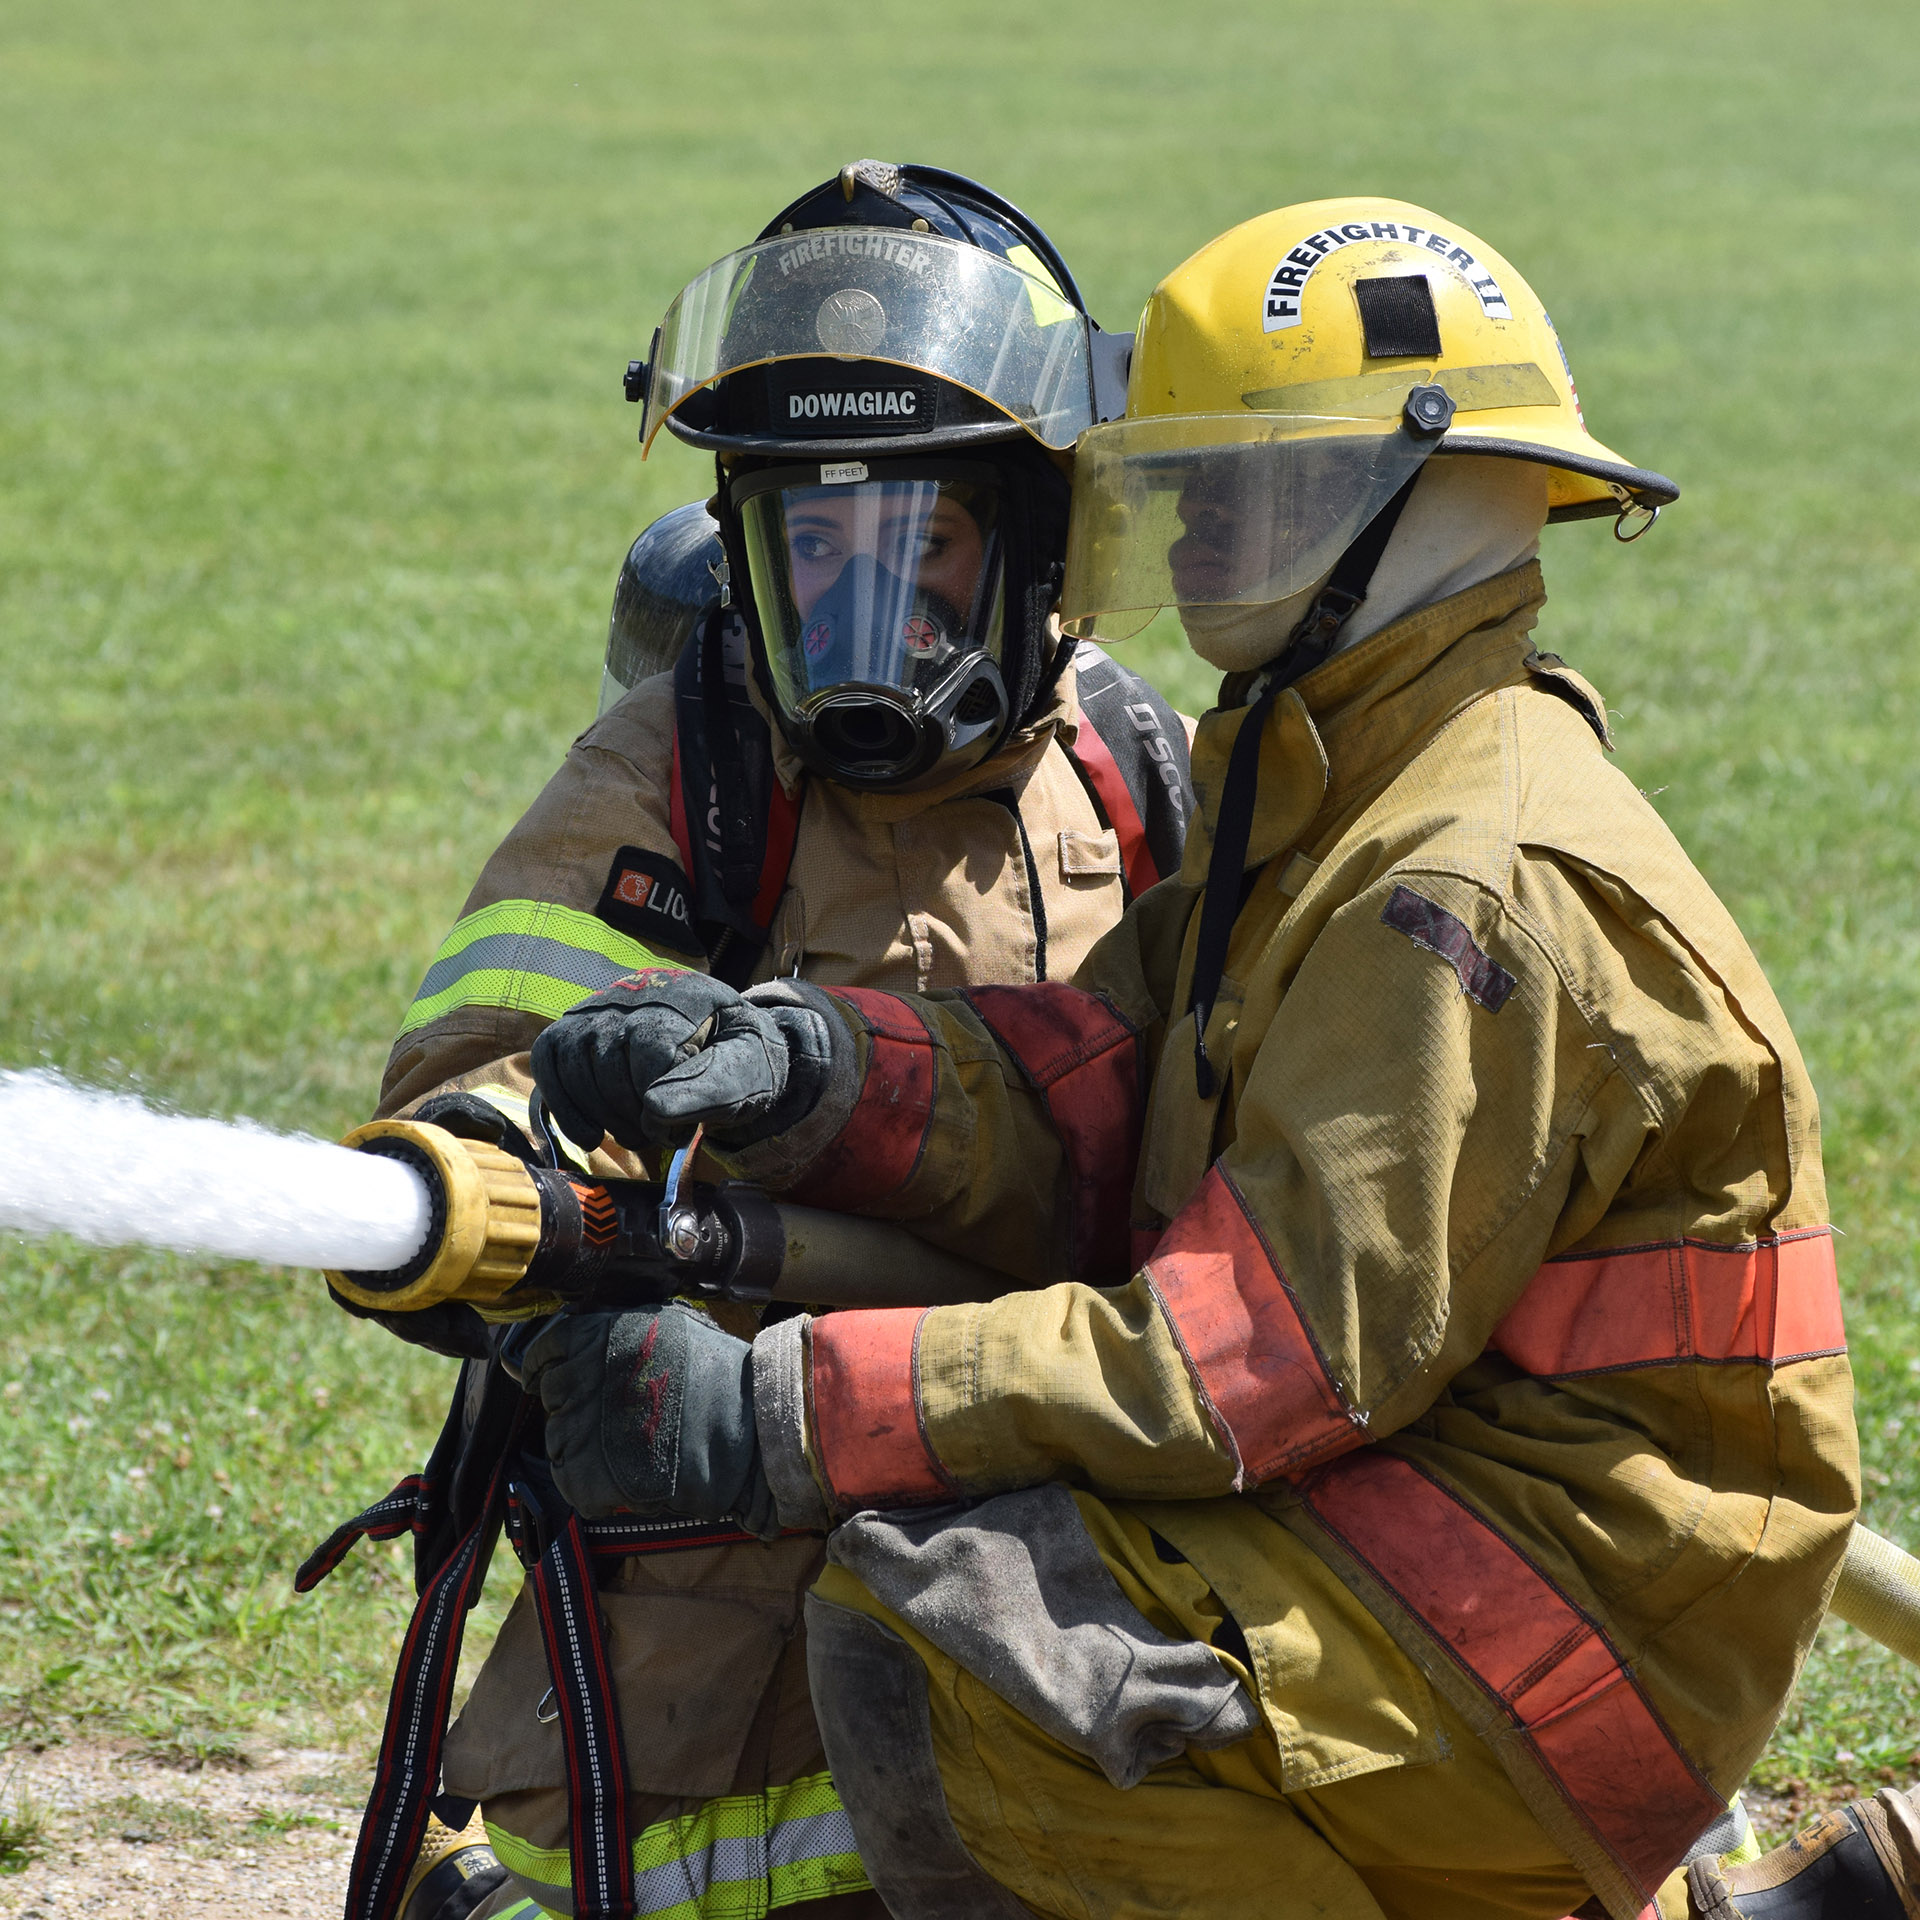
[0, 1738, 364, 1918]
[0, 1735, 1888, 1915]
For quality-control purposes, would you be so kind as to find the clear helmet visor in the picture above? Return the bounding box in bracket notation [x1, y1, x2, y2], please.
[646, 230, 1095, 450]
[734, 466, 1009, 786]
[1060, 413, 1434, 640]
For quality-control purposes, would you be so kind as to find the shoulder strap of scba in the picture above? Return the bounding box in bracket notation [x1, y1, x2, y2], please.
[667, 606, 803, 989]
[669, 632, 1193, 987]
[1059, 640, 1191, 896]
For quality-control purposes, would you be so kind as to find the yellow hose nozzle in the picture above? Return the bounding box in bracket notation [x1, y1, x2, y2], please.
[325, 1119, 542, 1312]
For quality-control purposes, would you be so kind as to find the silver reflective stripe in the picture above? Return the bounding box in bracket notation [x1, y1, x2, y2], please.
[488, 1777, 868, 1919]
[412, 931, 633, 1004]
[626, 1809, 858, 1910]
[769, 1806, 860, 1871]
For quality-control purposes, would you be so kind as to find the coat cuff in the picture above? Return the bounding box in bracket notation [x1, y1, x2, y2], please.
[712, 980, 861, 1189]
[751, 1313, 834, 1532]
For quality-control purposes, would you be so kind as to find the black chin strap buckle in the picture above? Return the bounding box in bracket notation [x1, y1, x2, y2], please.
[1285, 583, 1365, 662]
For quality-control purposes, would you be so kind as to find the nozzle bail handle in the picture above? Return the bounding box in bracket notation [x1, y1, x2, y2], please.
[525, 1086, 564, 1169]
[659, 1123, 707, 1251]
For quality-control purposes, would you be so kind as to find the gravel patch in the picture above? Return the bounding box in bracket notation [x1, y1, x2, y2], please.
[0, 1737, 365, 1917]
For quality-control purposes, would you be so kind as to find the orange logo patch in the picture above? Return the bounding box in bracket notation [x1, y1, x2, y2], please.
[613, 869, 654, 909]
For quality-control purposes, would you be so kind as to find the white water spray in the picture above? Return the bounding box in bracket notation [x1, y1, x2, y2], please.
[0, 1070, 432, 1273]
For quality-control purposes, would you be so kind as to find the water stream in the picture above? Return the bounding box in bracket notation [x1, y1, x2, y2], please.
[0, 1070, 431, 1273]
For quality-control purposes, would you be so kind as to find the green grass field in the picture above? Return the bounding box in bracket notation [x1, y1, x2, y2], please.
[4, 0, 1919, 1830]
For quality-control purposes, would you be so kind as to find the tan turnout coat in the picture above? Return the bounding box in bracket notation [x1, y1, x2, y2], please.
[374, 651, 1167, 1878]
[738, 563, 1858, 1919]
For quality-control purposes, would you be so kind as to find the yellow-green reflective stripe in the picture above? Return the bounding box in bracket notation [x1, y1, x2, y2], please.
[486, 1770, 869, 1920]
[397, 899, 682, 1037]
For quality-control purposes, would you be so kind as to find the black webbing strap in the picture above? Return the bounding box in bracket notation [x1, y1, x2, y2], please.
[341, 1396, 530, 1920]
[699, 603, 760, 913]
[1185, 465, 1428, 1097]
[1185, 681, 1278, 1100]
[515, 1486, 638, 1920]
[293, 1472, 434, 1593]
[304, 1391, 798, 1920]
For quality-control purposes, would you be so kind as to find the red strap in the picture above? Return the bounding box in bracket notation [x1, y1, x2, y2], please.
[1144, 1163, 1364, 1482]
[755, 776, 802, 929]
[786, 989, 938, 1211]
[1294, 1450, 1723, 1906]
[1494, 1227, 1844, 1376]
[809, 1307, 951, 1509]
[1065, 723, 1159, 896]
[962, 984, 1143, 1283]
[667, 723, 695, 880]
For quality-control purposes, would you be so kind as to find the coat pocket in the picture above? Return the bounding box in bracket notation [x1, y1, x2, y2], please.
[444, 1538, 822, 1801]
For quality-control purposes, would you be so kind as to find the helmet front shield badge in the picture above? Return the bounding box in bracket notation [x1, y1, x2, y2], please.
[642, 231, 1098, 455]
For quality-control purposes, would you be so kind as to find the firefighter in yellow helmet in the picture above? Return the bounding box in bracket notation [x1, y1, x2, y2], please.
[512, 200, 1888, 1919]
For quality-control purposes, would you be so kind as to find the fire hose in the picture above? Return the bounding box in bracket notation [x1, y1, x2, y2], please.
[318, 1105, 1920, 1665]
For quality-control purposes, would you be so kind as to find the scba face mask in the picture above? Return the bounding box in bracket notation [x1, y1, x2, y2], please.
[730, 462, 1014, 790]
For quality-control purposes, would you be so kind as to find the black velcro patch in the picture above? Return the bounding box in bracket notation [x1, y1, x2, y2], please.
[1380, 885, 1515, 1012]
[594, 847, 706, 959]
[1354, 275, 1443, 359]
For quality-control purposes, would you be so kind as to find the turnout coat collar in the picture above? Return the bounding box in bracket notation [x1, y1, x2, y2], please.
[1179, 560, 1556, 886]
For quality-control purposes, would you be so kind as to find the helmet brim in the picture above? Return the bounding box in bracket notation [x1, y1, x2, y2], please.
[1437, 424, 1677, 520]
[665, 412, 1033, 459]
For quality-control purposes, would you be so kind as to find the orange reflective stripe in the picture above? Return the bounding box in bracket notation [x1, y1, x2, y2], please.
[807, 1308, 950, 1510]
[1144, 1164, 1364, 1483]
[1295, 1450, 1724, 1904]
[788, 991, 936, 1212]
[963, 985, 1143, 1284]
[1493, 1227, 1843, 1379]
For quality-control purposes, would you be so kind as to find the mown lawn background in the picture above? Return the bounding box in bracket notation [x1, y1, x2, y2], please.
[3, 0, 1917, 1823]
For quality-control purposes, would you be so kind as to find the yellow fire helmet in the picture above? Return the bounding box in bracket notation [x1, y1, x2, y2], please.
[1062, 196, 1678, 642]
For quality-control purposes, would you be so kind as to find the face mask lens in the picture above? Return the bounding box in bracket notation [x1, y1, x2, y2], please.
[738, 471, 1005, 714]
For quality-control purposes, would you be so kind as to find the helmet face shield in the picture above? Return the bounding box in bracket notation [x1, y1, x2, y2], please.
[731, 463, 1011, 789]
[646, 231, 1096, 452]
[1060, 413, 1434, 641]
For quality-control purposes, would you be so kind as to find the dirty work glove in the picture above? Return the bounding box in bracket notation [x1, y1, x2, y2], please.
[522, 1303, 777, 1534]
[532, 969, 833, 1155]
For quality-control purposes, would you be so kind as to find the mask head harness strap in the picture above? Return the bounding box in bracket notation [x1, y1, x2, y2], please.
[1184, 388, 1451, 1097]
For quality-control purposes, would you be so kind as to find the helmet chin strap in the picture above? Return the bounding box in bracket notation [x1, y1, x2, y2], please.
[1263, 459, 1428, 696]
[1185, 453, 1431, 1099]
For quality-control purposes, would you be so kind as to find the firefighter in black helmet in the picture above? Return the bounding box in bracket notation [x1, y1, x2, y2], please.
[640, 158, 1134, 794]
[349, 164, 1190, 1920]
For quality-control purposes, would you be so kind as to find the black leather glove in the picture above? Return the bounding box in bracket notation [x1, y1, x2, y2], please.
[327, 1287, 492, 1361]
[531, 969, 833, 1155]
[522, 1303, 776, 1534]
